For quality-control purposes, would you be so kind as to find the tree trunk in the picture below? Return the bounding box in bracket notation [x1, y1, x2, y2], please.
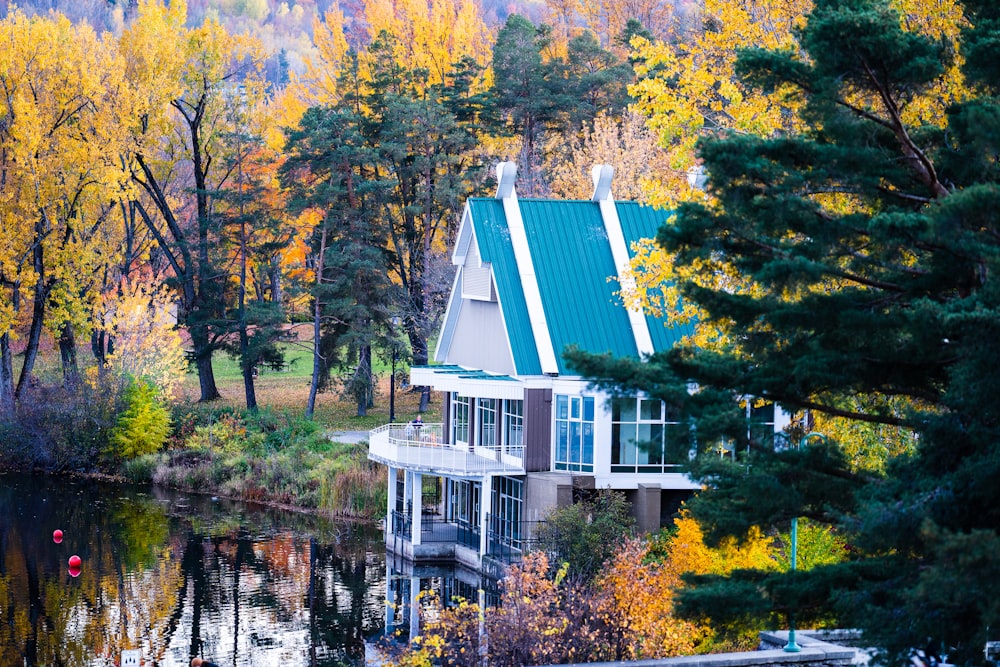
[15, 278, 47, 399]
[269, 254, 282, 305]
[241, 348, 257, 411]
[355, 345, 371, 417]
[413, 336, 431, 412]
[306, 227, 327, 419]
[239, 212, 257, 412]
[58, 322, 79, 386]
[0, 332, 14, 414]
[190, 324, 220, 402]
[91, 329, 107, 365]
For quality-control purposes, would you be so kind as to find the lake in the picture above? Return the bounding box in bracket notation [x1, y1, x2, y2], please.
[0, 472, 391, 667]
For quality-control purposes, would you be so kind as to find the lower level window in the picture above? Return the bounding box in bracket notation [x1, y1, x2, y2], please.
[490, 476, 523, 545]
[611, 397, 688, 473]
[554, 395, 594, 472]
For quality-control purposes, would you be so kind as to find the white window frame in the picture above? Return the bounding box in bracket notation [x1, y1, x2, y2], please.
[554, 394, 595, 472]
[452, 394, 470, 446]
[503, 399, 524, 458]
[477, 398, 499, 450]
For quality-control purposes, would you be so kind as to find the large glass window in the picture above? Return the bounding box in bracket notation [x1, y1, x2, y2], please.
[503, 399, 524, 458]
[451, 394, 470, 445]
[477, 398, 498, 449]
[554, 395, 594, 472]
[489, 476, 524, 558]
[449, 479, 479, 525]
[747, 402, 776, 451]
[611, 397, 687, 473]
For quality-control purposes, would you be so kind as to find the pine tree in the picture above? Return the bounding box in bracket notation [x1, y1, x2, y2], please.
[281, 105, 398, 418]
[570, 0, 1000, 661]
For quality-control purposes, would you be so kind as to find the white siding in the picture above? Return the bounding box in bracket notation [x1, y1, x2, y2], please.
[444, 299, 516, 375]
[461, 243, 496, 301]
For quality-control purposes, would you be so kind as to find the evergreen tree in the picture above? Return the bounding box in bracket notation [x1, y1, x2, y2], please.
[489, 14, 569, 195]
[562, 30, 632, 131]
[282, 105, 397, 418]
[570, 0, 1000, 662]
[359, 38, 482, 412]
[213, 129, 291, 412]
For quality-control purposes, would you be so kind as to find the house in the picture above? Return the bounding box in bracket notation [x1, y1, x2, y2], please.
[368, 162, 787, 573]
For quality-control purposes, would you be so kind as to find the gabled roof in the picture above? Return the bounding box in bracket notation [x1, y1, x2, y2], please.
[467, 198, 542, 374]
[616, 202, 696, 352]
[440, 163, 693, 377]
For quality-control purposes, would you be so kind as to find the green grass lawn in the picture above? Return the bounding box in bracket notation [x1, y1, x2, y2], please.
[16, 323, 438, 432]
[176, 326, 438, 431]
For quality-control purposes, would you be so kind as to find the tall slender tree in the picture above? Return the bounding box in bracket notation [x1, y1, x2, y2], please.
[489, 15, 569, 196]
[282, 105, 397, 418]
[120, 0, 267, 402]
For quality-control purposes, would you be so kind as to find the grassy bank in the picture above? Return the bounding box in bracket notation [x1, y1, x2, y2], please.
[123, 407, 389, 518]
[1, 324, 436, 519]
[142, 329, 433, 518]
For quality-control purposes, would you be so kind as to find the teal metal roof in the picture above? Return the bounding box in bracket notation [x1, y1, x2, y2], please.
[413, 365, 520, 382]
[467, 199, 542, 375]
[519, 199, 638, 373]
[616, 202, 696, 351]
[464, 197, 690, 377]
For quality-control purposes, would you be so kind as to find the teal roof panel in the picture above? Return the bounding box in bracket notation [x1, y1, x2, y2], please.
[467, 198, 542, 375]
[616, 202, 696, 352]
[413, 365, 519, 382]
[519, 199, 638, 373]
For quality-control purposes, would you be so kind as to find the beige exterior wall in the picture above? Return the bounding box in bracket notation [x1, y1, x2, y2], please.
[444, 296, 516, 375]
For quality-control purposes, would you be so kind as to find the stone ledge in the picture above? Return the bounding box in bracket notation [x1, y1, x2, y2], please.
[544, 631, 860, 667]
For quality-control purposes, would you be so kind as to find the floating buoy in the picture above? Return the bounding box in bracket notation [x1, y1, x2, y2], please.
[53, 529, 63, 544]
[68, 565, 81, 578]
[68, 555, 82, 569]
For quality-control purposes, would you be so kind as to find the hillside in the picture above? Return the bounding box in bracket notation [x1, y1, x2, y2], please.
[0, 0, 559, 84]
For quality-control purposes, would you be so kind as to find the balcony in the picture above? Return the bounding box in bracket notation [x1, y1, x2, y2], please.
[368, 423, 525, 477]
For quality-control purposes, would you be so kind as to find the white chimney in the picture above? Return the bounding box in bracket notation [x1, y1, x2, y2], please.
[496, 161, 517, 199]
[591, 164, 614, 201]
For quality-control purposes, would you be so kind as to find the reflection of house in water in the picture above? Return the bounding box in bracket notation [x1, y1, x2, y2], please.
[370, 163, 790, 632]
[384, 555, 498, 642]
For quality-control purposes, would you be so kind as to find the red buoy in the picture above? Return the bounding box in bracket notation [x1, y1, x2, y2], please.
[53, 529, 63, 544]
[68, 555, 82, 569]
[68, 565, 81, 578]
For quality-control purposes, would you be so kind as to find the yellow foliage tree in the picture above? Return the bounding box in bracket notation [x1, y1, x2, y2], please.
[631, 0, 967, 206]
[546, 111, 675, 201]
[100, 272, 187, 400]
[288, 7, 351, 109]
[360, 0, 492, 90]
[121, 0, 269, 402]
[0, 9, 133, 406]
[578, 0, 676, 49]
[597, 513, 845, 656]
[597, 536, 713, 659]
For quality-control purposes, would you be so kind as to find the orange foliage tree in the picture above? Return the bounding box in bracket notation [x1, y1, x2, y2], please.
[597, 514, 782, 657]
[392, 553, 621, 667]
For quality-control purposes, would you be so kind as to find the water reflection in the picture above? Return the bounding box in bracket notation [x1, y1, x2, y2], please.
[0, 473, 386, 667]
[384, 555, 503, 643]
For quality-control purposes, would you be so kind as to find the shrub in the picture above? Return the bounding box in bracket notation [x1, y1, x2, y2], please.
[120, 453, 164, 483]
[0, 374, 124, 472]
[107, 377, 171, 460]
[535, 488, 635, 583]
[319, 455, 387, 517]
[184, 412, 264, 454]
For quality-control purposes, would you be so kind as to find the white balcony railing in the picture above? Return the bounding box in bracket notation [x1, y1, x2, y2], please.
[368, 423, 525, 477]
